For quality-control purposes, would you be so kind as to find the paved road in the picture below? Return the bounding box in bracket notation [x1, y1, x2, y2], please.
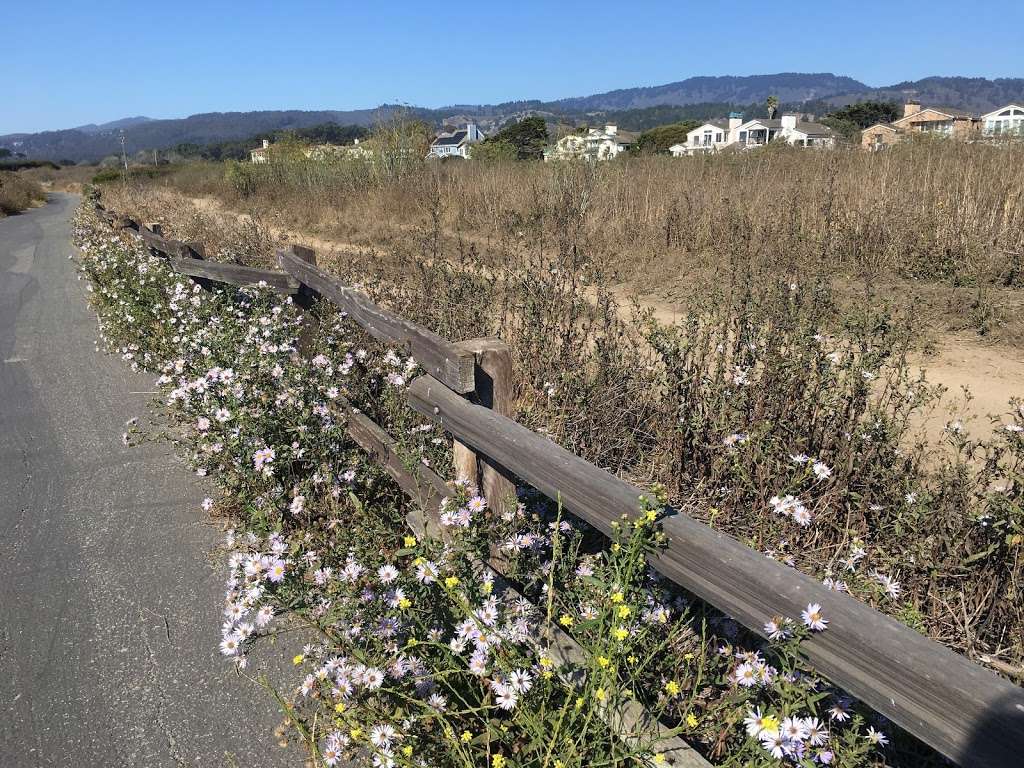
[0, 194, 294, 767]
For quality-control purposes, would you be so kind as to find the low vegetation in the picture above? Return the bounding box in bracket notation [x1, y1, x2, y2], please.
[90, 134, 1024, 765]
[0, 171, 46, 215]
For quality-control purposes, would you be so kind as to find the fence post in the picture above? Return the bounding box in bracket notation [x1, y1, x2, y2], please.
[453, 337, 516, 515]
[280, 244, 319, 353]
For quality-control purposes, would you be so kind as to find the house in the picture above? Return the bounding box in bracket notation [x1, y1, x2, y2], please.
[426, 124, 485, 159]
[250, 138, 270, 164]
[733, 115, 836, 149]
[860, 102, 980, 149]
[981, 104, 1024, 138]
[674, 113, 834, 156]
[889, 101, 978, 139]
[679, 116, 741, 155]
[545, 124, 638, 161]
[861, 123, 900, 151]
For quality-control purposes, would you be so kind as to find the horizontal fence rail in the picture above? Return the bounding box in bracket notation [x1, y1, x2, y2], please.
[277, 247, 476, 393]
[405, 376, 1024, 767]
[96, 202, 1024, 768]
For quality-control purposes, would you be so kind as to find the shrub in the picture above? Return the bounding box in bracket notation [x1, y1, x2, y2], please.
[0, 171, 46, 215]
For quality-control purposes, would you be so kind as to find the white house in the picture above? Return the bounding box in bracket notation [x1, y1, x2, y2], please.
[733, 115, 835, 148]
[679, 115, 745, 155]
[981, 104, 1024, 138]
[426, 124, 485, 159]
[250, 138, 270, 164]
[546, 124, 638, 161]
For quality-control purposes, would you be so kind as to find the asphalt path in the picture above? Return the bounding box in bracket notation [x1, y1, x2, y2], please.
[0, 193, 294, 767]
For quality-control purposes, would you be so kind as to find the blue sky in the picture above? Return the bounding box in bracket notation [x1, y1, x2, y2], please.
[3, 0, 1022, 134]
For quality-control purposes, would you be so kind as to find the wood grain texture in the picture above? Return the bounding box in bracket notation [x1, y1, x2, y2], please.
[406, 374, 1024, 768]
[169, 257, 300, 293]
[277, 247, 475, 393]
[454, 338, 517, 514]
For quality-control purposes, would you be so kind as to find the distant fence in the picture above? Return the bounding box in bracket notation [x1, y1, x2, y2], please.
[94, 202, 1024, 768]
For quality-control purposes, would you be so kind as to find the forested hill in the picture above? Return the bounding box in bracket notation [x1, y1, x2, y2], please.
[5, 74, 1024, 163]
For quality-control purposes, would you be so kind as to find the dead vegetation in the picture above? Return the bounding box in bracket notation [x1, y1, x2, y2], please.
[99, 140, 1024, 671]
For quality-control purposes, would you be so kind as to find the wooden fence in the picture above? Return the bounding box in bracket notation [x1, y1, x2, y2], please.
[95, 203, 1024, 768]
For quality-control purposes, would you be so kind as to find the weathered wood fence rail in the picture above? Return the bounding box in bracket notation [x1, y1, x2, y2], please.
[95, 203, 1024, 768]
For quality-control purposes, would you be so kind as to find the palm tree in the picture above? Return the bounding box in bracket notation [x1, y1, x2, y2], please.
[766, 95, 779, 120]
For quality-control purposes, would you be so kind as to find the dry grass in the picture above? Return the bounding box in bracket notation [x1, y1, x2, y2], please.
[0, 171, 47, 215]
[99, 141, 1024, 671]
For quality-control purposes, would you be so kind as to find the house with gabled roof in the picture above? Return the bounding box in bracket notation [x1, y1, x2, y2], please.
[860, 101, 981, 149]
[890, 101, 979, 139]
[673, 113, 834, 156]
[981, 104, 1024, 138]
[426, 124, 485, 159]
[546, 124, 639, 161]
[676, 117, 738, 155]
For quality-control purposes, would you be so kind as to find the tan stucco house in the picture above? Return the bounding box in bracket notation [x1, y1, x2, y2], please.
[861, 102, 980, 149]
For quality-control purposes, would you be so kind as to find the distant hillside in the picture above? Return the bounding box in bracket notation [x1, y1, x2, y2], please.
[0, 107, 433, 164]
[71, 116, 155, 134]
[823, 76, 1024, 114]
[548, 73, 868, 111]
[5, 73, 1024, 163]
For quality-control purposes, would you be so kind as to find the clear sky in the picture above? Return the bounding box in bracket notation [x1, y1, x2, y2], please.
[3, 0, 1022, 134]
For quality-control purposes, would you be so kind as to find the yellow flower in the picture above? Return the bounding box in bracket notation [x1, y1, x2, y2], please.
[596, 655, 610, 668]
[653, 753, 666, 765]
[542, 670, 553, 680]
[595, 687, 607, 702]
[617, 605, 631, 619]
[482, 581, 493, 595]
[460, 730, 472, 743]
[398, 597, 412, 609]
[664, 680, 680, 696]
[611, 543, 621, 552]
[334, 702, 346, 713]
[492, 756, 506, 768]
[403, 535, 416, 547]
[350, 727, 362, 740]
[684, 652, 694, 661]
[575, 696, 584, 710]
[627, 655, 638, 664]
[761, 714, 780, 735]
[686, 713, 699, 728]
[402, 745, 413, 757]
[645, 510, 657, 522]
[412, 556, 425, 566]
[558, 614, 573, 627]
[444, 576, 460, 588]
[612, 626, 629, 641]
[292, 654, 304, 666]
[539, 655, 553, 668]
[611, 591, 624, 604]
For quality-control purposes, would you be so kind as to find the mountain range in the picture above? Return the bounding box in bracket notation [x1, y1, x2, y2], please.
[4, 73, 1023, 163]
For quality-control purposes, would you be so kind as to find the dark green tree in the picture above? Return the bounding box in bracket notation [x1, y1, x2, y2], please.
[825, 101, 901, 128]
[637, 121, 700, 153]
[481, 116, 549, 160]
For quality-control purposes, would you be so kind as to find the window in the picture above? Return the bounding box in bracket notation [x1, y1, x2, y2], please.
[716, 132, 723, 142]
[739, 131, 747, 142]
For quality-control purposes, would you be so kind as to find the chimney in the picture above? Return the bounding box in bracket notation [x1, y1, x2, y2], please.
[466, 123, 478, 141]
[729, 116, 743, 131]
[781, 114, 797, 130]
[904, 101, 921, 118]
[605, 124, 617, 136]
[262, 138, 270, 149]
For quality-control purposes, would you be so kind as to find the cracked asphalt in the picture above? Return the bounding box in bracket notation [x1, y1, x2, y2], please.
[0, 193, 296, 766]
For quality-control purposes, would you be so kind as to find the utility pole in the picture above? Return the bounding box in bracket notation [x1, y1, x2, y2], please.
[119, 130, 129, 180]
